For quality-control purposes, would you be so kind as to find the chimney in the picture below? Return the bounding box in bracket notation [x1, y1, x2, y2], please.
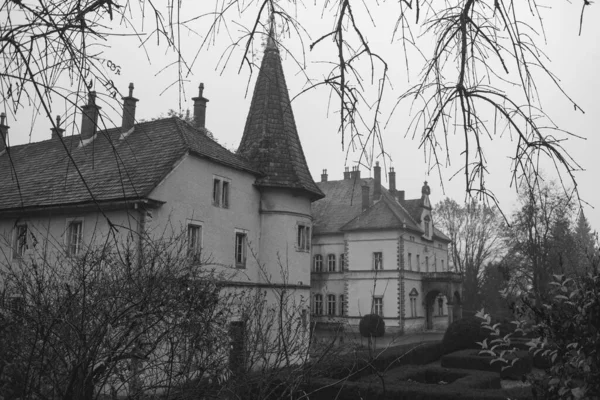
[389, 167, 396, 193]
[0, 113, 8, 152]
[398, 190, 405, 202]
[121, 83, 138, 131]
[321, 169, 328, 182]
[343, 166, 350, 180]
[192, 83, 209, 129]
[81, 91, 100, 140]
[351, 166, 361, 180]
[51, 115, 65, 139]
[361, 182, 370, 211]
[374, 161, 381, 200]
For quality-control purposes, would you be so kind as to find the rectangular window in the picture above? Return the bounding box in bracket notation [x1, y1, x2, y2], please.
[425, 256, 429, 272]
[373, 297, 383, 316]
[327, 254, 336, 272]
[408, 253, 412, 270]
[213, 177, 230, 208]
[339, 294, 345, 316]
[313, 255, 323, 272]
[297, 225, 310, 251]
[187, 224, 202, 261]
[235, 232, 247, 268]
[441, 260, 445, 271]
[373, 252, 383, 270]
[66, 220, 83, 256]
[327, 294, 337, 315]
[222, 181, 230, 208]
[13, 224, 28, 259]
[416, 255, 420, 272]
[213, 178, 221, 205]
[438, 297, 444, 316]
[340, 253, 346, 271]
[434, 258, 437, 272]
[314, 294, 323, 315]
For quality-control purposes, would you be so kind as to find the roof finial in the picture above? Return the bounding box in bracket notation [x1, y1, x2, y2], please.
[56, 115, 61, 127]
[128, 82, 134, 97]
[199, 83, 204, 98]
[0, 112, 5, 126]
[266, 11, 277, 50]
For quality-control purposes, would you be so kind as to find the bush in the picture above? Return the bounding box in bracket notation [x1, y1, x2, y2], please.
[311, 341, 444, 380]
[359, 314, 385, 338]
[442, 317, 488, 354]
[441, 349, 533, 379]
[478, 273, 600, 398]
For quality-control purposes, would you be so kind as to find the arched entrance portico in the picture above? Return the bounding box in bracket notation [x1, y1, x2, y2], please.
[422, 272, 463, 329]
[424, 290, 440, 330]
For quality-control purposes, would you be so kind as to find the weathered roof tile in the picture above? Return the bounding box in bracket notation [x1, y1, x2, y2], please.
[0, 118, 258, 211]
[237, 42, 323, 201]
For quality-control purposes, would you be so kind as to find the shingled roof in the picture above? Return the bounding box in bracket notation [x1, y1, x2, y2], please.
[237, 39, 324, 201]
[312, 177, 451, 242]
[0, 117, 259, 211]
[312, 178, 420, 234]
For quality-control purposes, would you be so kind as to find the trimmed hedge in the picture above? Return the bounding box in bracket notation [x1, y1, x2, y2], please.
[442, 317, 488, 354]
[441, 349, 533, 379]
[359, 314, 386, 338]
[310, 341, 445, 381]
[305, 376, 532, 400]
[356, 364, 501, 389]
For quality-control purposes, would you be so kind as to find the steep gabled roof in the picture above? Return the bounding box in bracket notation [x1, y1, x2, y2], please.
[0, 117, 258, 211]
[313, 177, 451, 242]
[312, 178, 420, 234]
[340, 199, 403, 231]
[237, 40, 323, 201]
[401, 197, 451, 242]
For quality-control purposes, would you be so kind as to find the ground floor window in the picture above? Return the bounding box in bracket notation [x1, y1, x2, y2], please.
[410, 297, 417, 317]
[327, 294, 336, 315]
[373, 297, 383, 316]
[314, 294, 323, 315]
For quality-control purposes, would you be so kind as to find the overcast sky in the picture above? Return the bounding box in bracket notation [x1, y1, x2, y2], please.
[7, 1, 600, 231]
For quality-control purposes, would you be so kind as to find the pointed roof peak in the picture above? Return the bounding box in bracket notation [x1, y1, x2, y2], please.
[266, 12, 279, 52]
[237, 25, 323, 201]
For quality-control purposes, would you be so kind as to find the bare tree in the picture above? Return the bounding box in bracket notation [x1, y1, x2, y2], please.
[0, 1, 593, 209]
[502, 180, 574, 298]
[434, 198, 503, 315]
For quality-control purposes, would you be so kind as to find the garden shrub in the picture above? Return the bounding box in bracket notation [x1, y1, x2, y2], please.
[305, 376, 532, 400]
[478, 273, 600, 399]
[359, 313, 385, 338]
[442, 316, 488, 354]
[441, 349, 533, 379]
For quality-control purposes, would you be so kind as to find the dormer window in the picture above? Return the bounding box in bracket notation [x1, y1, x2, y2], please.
[424, 215, 431, 238]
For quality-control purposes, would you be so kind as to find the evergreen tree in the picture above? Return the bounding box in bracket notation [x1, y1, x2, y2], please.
[574, 211, 596, 275]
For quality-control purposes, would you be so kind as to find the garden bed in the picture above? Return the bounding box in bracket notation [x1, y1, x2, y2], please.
[441, 349, 533, 379]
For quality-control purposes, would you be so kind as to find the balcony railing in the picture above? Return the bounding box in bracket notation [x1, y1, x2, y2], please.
[422, 271, 463, 283]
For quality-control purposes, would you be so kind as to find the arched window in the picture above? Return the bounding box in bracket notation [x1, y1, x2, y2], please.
[409, 288, 419, 317]
[327, 294, 337, 315]
[313, 255, 323, 272]
[314, 294, 323, 315]
[327, 254, 336, 272]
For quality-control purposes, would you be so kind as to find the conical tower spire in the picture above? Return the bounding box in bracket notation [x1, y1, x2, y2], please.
[237, 24, 324, 201]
